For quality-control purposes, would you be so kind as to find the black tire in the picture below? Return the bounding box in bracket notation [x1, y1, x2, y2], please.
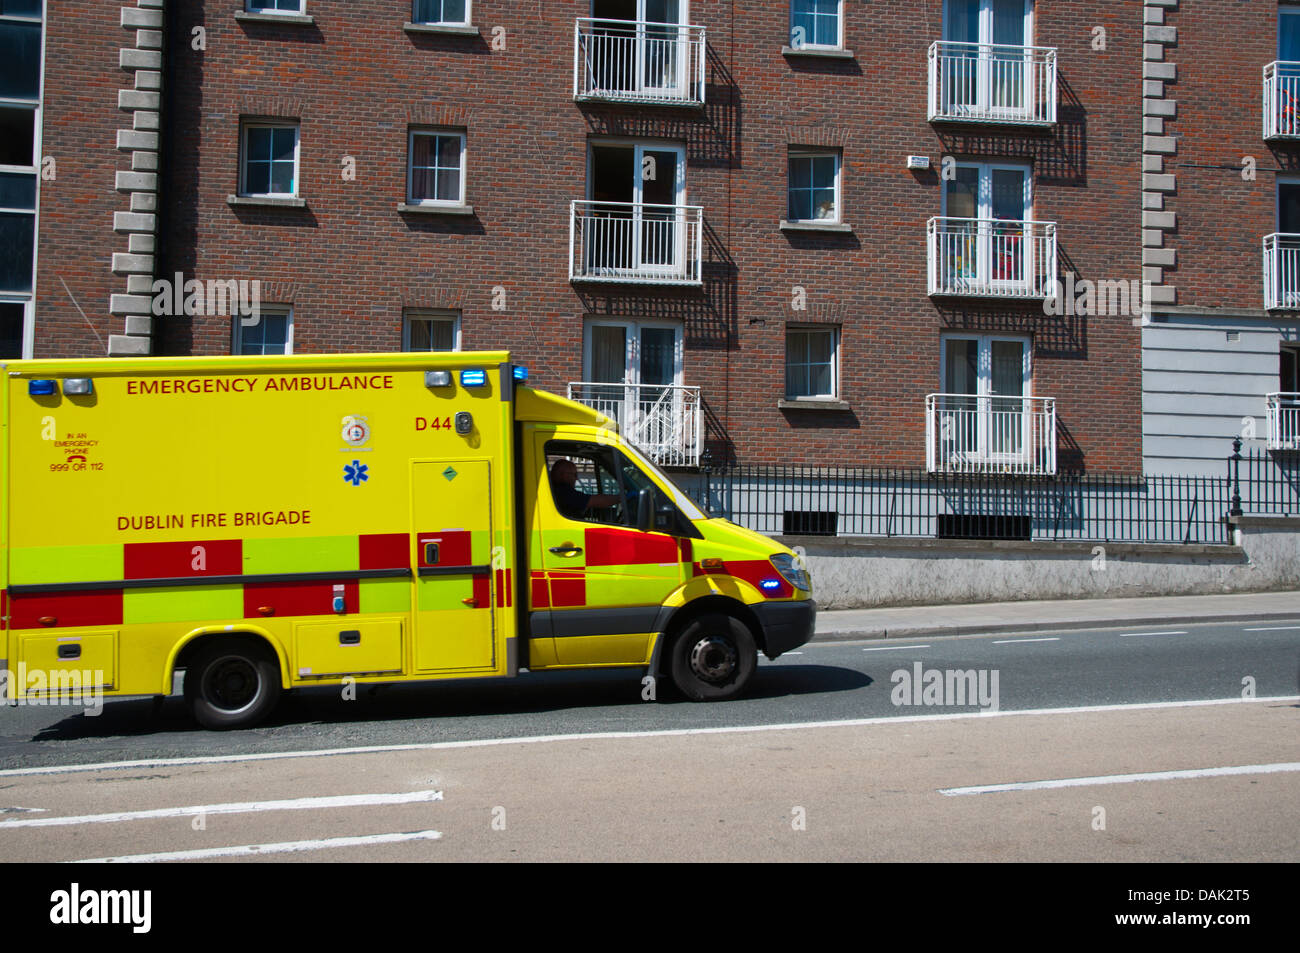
[669, 613, 757, 701]
[184, 639, 282, 730]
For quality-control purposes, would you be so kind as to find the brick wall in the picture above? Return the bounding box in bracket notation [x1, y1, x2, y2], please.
[39, 1, 1147, 473]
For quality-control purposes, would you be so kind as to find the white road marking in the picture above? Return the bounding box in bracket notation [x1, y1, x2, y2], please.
[863, 644, 931, 652]
[1243, 625, 1300, 632]
[1119, 631, 1188, 638]
[72, 829, 443, 863]
[0, 789, 443, 829]
[940, 762, 1300, 796]
[1, 696, 1295, 779]
[992, 637, 1060, 644]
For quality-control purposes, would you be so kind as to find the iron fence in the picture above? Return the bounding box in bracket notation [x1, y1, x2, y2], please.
[678, 445, 1300, 544]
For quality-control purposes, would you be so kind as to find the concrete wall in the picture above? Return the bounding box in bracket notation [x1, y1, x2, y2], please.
[781, 516, 1300, 610]
[1143, 314, 1299, 476]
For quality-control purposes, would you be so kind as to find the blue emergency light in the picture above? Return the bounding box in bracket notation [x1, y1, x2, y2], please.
[760, 578, 783, 592]
[28, 380, 57, 396]
[512, 365, 529, 382]
[461, 369, 487, 387]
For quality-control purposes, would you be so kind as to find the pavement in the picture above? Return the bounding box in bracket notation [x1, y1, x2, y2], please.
[814, 589, 1300, 641]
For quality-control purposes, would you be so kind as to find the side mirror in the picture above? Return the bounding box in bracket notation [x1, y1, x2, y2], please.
[636, 488, 653, 532]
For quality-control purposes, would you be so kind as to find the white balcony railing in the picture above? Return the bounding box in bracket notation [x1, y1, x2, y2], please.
[1264, 61, 1300, 139]
[574, 18, 706, 106]
[1267, 393, 1300, 450]
[570, 200, 703, 285]
[1264, 233, 1300, 310]
[928, 41, 1057, 125]
[928, 217, 1057, 299]
[927, 394, 1057, 475]
[568, 382, 703, 468]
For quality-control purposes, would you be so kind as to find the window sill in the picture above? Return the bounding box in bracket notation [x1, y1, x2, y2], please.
[782, 46, 855, 59]
[780, 220, 853, 233]
[779, 398, 851, 412]
[234, 11, 315, 26]
[398, 203, 475, 216]
[404, 22, 480, 36]
[228, 194, 307, 208]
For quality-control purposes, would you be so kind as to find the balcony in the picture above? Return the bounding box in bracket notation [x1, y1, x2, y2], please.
[568, 382, 703, 468]
[928, 41, 1057, 126]
[928, 217, 1057, 299]
[574, 18, 706, 107]
[1267, 393, 1300, 450]
[1264, 62, 1300, 139]
[1264, 233, 1300, 310]
[927, 394, 1057, 476]
[570, 200, 703, 285]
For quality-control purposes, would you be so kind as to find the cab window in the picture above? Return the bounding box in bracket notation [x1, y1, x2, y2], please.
[545, 440, 695, 536]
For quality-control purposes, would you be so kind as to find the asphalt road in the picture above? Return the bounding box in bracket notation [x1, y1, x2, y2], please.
[1, 618, 1298, 770]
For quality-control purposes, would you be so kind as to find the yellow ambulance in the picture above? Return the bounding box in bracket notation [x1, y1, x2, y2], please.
[1, 353, 815, 728]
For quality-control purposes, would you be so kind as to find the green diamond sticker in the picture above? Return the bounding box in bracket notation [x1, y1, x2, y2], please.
[443, 466, 458, 481]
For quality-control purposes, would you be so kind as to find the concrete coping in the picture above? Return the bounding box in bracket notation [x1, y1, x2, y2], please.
[1228, 515, 1300, 529]
[397, 203, 476, 216]
[780, 220, 854, 233]
[227, 194, 307, 209]
[777, 534, 1243, 559]
[403, 22, 480, 36]
[233, 11, 315, 26]
[777, 398, 852, 412]
[782, 46, 855, 59]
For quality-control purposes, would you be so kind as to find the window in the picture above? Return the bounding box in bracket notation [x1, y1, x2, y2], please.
[234, 309, 292, 355]
[1282, 346, 1300, 394]
[939, 334, 1032, 461]
[0, 300, 24, 358]
[246, 0, 304, 13]
[0, 172, 36, 294]
[790, 0, 841, 50]
[408, 130, 465, 206]
[787, 151, 840, 223]
[785, 327, 838, 399]
[240, 122, 299, 198]
[544, 439, 690, 535]
[404, 310, 460, 351]
[413, 0, 468, 25]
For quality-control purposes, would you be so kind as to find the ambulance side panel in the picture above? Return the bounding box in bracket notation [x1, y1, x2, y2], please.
[3, 355, 518, 700]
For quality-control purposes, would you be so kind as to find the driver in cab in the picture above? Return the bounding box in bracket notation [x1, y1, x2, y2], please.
[549, 459, 625, 521]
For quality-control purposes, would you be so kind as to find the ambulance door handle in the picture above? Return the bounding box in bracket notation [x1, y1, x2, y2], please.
[424, 542, 440, 565]
[549, 544, 582, 557]
[58, 644, 81, 660]
[339, 630, 361, 646]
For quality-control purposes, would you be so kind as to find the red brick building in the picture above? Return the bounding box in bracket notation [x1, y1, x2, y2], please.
[20, 0, 1153, 474]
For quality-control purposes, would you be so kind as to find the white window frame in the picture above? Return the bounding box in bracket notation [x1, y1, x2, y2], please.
[407, 129, 467, 207]
[787, 149, 841, 224]
[785, 325, 840, 399]
[789, 0, 843, 51]
[942, 159, 1033, 291]
[239, 120, 300, 198]
[233, 307, 294, 356]
[413, 0, 471, 26]
[943, 0, 1033, 46]
[582, 318, 684, 387]
[939, 333, 1033, 466]
[246, 0, 305, 13]
[403, 309, 462, 351]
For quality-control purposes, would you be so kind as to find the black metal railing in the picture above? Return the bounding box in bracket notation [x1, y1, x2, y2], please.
[679, 444, 1300, 545]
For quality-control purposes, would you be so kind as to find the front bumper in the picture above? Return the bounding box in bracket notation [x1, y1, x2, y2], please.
[753, 599, 817, 659]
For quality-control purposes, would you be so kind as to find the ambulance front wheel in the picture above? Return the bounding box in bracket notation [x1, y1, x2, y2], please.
[184, 639, 282, 730]
[669, 614, 757, 702]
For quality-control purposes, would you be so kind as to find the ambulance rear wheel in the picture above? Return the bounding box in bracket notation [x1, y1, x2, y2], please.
[185, 640, 281, 730]
[670, 614, 757, 701]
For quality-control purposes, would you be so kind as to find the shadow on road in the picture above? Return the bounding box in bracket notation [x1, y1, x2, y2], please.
[21, 664, 871, 743]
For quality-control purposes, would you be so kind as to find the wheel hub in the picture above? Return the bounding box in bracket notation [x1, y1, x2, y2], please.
[205, 657, 259, 713]
[689, 636, 738, 683]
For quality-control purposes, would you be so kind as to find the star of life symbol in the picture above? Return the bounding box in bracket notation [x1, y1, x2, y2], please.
[344, 461, 369, 486]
